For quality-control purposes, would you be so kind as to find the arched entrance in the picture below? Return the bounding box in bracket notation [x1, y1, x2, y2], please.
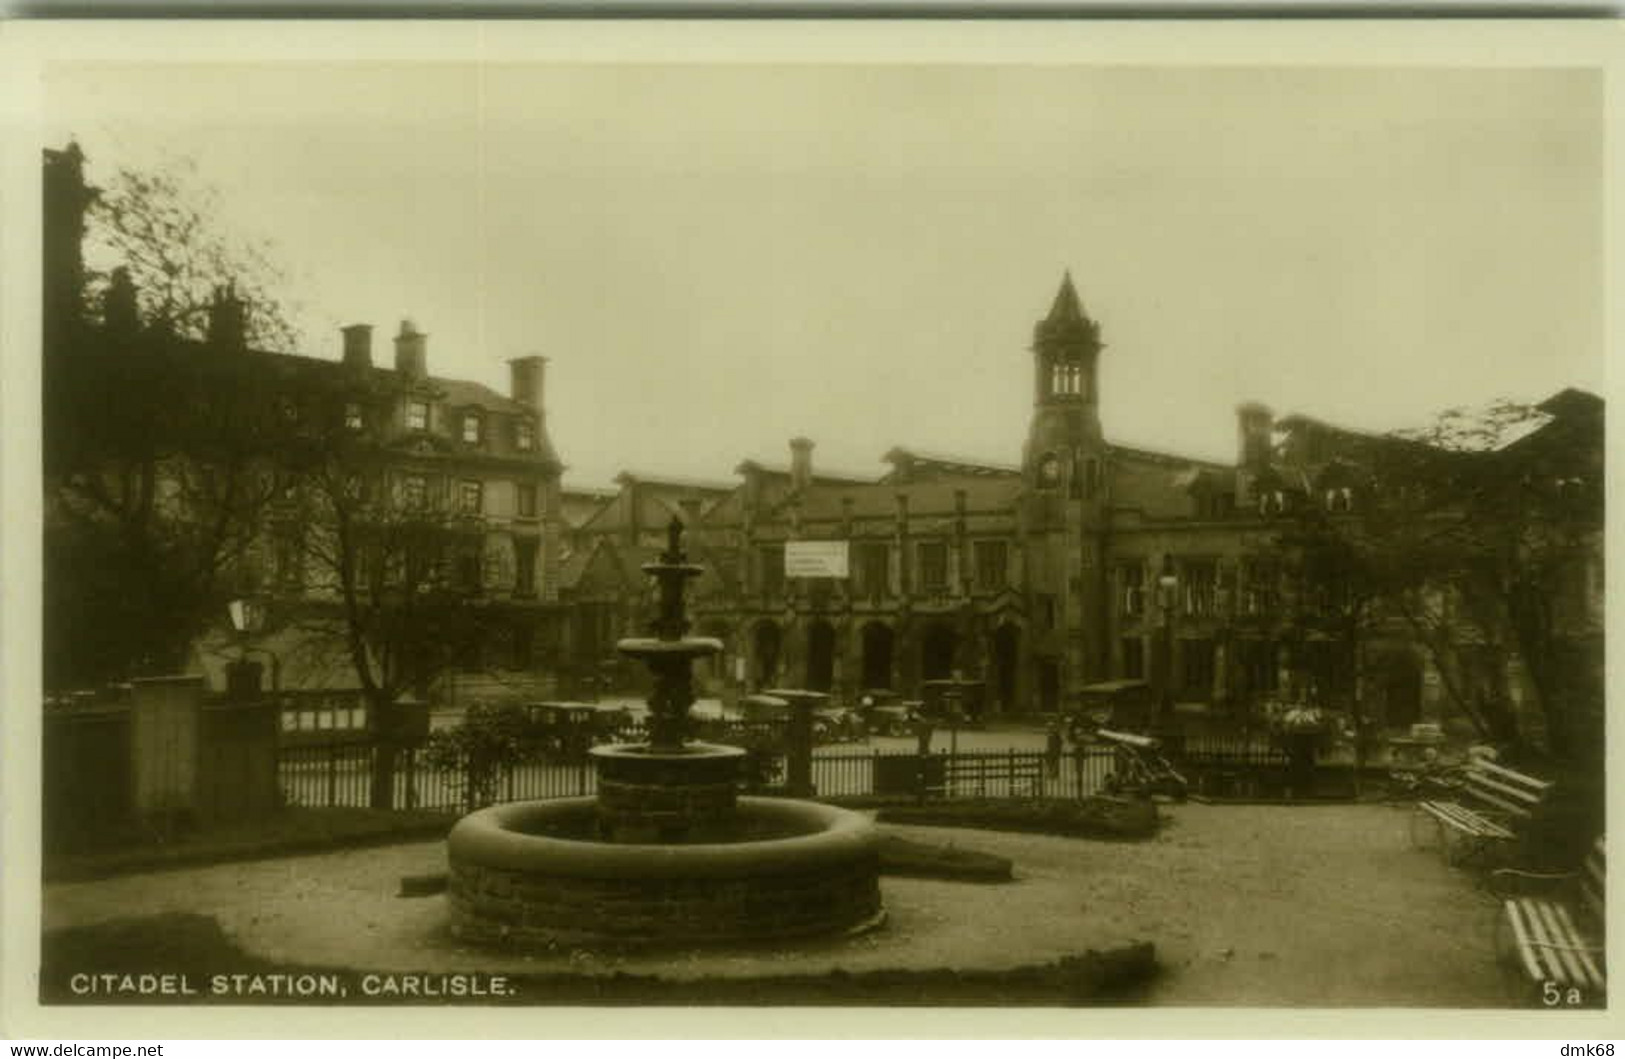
[1373, 649, 1423, 729]
[752, 620, 781, 689]
[860, 622, 894, 690]
[806, 621, 836, 692]
[992, 623, 1020, 712]
[921, 624, 957, 682]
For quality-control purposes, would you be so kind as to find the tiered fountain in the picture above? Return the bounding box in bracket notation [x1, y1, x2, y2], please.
[447, 518, 885, 947]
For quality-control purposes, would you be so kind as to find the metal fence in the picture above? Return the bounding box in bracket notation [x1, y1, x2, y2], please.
[276, 740, 1123, 811]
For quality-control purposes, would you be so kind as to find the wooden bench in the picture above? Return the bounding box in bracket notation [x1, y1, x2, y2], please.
[1413, 756, 1551, 865]
[1496, 836, 1605, 1002]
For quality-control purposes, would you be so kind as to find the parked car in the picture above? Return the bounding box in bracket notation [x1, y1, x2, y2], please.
[1070, 680, 1156, 738]
[856, 689, 914, 737]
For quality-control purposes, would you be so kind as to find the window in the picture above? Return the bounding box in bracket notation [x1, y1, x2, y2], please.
[344, 402, 363, 431]
[516, 420, 535, 452]
[1240, 640, 1279, 694]
[853, 542, 889, 599]
[1037, 593, 1058, 631]
[917, 541, 949, 594]
[973, 540, 1008, 592]
[1181, 638, 1216, 697]
[273, 528, 302, 586]
[406, 400, 429, 431]
[456, 552, 482, 592]
[516, 482, 538, 519]
[1051, 362, 1083, 396]
[1119, 562, 1145, 616]
[1181, 559, 1218, 617]
[462, 413, 482, 444]
[515, 540, 538, 595]
[758, 544, 786, 597]
[401, 474, 428, 510]
[1121, 637, 1145, 680]
[1325, 486, 1353, 513]
[1241, 560, 1279, 616]
[459, 480, 484, 515]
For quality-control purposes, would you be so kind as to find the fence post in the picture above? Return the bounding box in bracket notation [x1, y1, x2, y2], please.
[404, 746, 418, 809]
[326, 745, 339, 807]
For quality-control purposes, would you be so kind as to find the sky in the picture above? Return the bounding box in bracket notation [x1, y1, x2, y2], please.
[42, 59, 1604, 489]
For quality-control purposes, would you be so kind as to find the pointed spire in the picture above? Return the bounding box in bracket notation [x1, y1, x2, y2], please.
[1046, 270, 1084, 325]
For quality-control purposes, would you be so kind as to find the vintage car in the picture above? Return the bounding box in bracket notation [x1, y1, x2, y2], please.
[1070, 679, 1157, 738]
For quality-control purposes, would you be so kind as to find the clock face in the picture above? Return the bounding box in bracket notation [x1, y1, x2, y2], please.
[1039, 454, 1061, 484]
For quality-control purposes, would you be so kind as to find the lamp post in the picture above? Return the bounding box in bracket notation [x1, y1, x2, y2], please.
[227, 597, 278, 698]
[1157, 556, 1178, 729]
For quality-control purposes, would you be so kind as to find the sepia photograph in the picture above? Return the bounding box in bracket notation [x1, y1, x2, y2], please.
[1, 19, 1616, 1039]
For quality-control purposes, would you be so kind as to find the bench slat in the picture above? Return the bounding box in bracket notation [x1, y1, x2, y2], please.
[1465, 772, 1546, 811]
[1504, 900, 1548, 983]
[1553, 901, 1606, 991]
[1462, 782, 1539, 819]
[1533, 899, 1600, 991]
[1517, 901, 1572, 985]
[1419, 800, 1514, 839]
[1530, 901, 1586, 988]
[1473, 758, 1553, 791]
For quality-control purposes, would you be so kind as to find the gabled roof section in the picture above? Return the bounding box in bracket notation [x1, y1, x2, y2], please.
[732, 459, 876, 486]
[881, 446, 1021, 482]
[1107, 439, 1233, 472]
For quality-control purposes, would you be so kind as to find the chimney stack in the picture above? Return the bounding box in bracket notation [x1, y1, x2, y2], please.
[207, 283, 247, 352]
[508, 355, 547, 419]
[790, 437, 814, 492]
[1237, 402, 1274, 469]
[394, 319, 427, 379]
[341, 324, 373, 370]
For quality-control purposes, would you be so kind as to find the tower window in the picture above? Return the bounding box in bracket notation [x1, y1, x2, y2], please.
[1051, 363, 1083, 396]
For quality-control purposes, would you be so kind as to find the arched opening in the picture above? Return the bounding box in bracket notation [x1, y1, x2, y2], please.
[752, 620, 781, 690]
[921, 624, 957, 682]
[992, 623, 1020, 712]
[806, 621, 836, 692]
[860, 622, 894, 691]
[1373, 650, 1423, 729]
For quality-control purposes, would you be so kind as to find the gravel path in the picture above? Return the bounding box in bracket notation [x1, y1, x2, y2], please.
[41, 802, 1518, 1006]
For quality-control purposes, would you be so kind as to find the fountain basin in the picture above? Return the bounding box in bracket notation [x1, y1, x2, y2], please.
[447, 797, 885, 947]
[590, 742, 746, 842]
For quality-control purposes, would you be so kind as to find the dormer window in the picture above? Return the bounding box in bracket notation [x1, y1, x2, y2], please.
[344, 402, 363, 431]
[406, 399, 429, 431]
[1326, 486, 1353, 513]
[462, 413, 483, 445]
[516, 420, 535, 452]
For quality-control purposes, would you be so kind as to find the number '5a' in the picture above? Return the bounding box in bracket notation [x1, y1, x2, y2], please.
[1543, 980, 1585, 1006]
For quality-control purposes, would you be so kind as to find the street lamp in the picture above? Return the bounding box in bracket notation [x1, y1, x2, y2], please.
[226, 597, 278, 697]
[1157, 556, 1179, 728]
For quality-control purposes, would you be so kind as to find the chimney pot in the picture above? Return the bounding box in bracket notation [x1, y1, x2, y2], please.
[394, 319, 427, 379]
[789, 436, 814, 492]
[341, 324, 373, 370]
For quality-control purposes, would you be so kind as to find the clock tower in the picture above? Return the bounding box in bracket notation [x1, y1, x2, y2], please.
[1023, 271, 1105, 493]
[1020, 271, 1111, 710]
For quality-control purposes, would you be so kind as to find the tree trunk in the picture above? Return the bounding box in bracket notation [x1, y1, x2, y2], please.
[368, 691, 398, 809]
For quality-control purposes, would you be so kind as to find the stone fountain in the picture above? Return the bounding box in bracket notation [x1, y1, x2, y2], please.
[447, 517, 885, 947]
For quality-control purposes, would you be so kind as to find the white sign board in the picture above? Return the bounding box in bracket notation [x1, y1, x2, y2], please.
[785, 540, 850, 579]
